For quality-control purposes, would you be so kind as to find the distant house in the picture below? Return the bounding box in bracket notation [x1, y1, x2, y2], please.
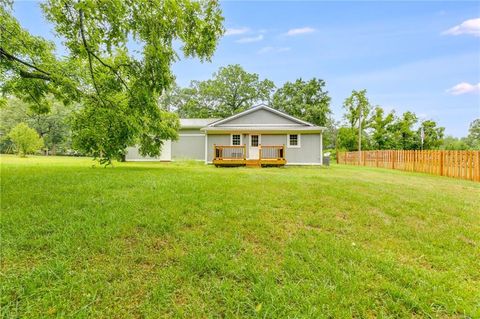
[126, 104, 325, 166]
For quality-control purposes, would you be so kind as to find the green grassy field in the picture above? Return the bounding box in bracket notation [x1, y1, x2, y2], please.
[1, 155, 479, 318]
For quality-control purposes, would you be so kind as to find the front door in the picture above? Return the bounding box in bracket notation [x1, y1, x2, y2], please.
[249, 134, 260, 159]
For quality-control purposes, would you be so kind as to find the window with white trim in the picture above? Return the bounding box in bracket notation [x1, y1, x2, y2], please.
[287, 134, 301, 148]
[231, 134, 241, 146]
[251, 135, 259, 147]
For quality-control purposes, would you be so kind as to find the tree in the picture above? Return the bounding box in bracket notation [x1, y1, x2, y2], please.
[336, 127, 357, 151]
[440, 136, 470, 150]
[340, 90, 371, 151]
[369, 106, 395, 150]
[1, 1, 224, 164]
[323, 116, 339, 150]
[466, 119, 480, 149]
[391, 111, 418, 150]
[8, 123, 44, 157]
[272, 78, 331, 126]
[171, 85, 220, 118]
[418, 120, 444, 150]
[174, 64, 275, 118]
[0, 96, 76, 155]
[342, 90, 371, 130]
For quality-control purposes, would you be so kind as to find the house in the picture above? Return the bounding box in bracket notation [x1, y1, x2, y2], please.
[125, 104, 325, 166]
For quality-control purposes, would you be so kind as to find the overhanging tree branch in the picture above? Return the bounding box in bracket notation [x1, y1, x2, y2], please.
[78, 9, 107, 108]
[88, 50, 131, 93]
[19, 70, 51, 80]
[0, 47, 52, 79]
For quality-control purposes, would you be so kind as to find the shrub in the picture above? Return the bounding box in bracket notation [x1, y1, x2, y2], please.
[8, 123, 44, 157]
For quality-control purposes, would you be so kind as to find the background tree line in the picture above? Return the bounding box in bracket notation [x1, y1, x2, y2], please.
[2, 63, 478, 157]
[2, 1, 477, 160]
[161, 64, 479, 152]
[0, 96, 77, 155]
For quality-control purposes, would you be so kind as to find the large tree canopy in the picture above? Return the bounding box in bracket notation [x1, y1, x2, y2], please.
[173, 64, 275, 118]
[1, 0, 224, 163]
[271, 78, 331, 126]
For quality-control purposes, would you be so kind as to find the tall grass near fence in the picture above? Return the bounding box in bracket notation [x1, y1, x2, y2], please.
[337, 150, 480, 182]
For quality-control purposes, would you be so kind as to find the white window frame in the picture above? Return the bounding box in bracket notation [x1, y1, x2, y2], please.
[231, 133, 243, 146]
[287, 134, 301, 148]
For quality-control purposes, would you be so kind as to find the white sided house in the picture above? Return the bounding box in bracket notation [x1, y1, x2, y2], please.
[126, 104, 325, 166]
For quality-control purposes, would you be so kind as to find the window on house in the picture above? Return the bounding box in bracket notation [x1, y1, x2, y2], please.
[251, 135, 259, 147]
[288, 134, 300, 147]
[232, 134, 241, 146]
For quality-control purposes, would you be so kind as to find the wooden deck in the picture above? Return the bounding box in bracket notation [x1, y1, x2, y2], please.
[213, 145, 286, 167]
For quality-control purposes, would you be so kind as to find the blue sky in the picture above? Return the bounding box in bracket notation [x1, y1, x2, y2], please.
[12, 1, 480, 137]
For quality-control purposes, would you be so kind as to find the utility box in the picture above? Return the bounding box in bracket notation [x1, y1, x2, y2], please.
[323, 152, 330, 166]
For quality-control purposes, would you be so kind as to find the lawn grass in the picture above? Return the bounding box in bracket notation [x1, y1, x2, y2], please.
[1, 155, 479, 318]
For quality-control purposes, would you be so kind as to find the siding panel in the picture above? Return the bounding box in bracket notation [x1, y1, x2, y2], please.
[172, 135, 204, 160]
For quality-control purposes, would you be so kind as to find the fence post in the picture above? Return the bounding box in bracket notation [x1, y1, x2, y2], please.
[392, 150, 396, 169]
[440, 150, 444, 176]
[476, 151, 480, 182]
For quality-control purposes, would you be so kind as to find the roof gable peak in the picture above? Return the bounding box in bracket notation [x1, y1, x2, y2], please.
[208, 104, 315, 127]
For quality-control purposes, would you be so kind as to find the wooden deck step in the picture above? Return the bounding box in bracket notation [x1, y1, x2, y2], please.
[245, 160, 261, 167]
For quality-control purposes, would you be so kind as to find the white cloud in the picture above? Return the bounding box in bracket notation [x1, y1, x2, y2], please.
[285, 27, 315, 36]
[446, 82, 480, 95]
[258, 46, 274, 54]
[235, 34, 263, 43]
[258, 46, 291, 54]
[225, 27, 249, 36]
[443, 18, 480, 37]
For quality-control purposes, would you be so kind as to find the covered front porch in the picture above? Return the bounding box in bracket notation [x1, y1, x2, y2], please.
[213, 144, 286, 167]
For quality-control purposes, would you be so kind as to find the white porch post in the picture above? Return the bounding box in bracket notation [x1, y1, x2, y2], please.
[320, 131, 323, 165]
[204, 133, 208, 164]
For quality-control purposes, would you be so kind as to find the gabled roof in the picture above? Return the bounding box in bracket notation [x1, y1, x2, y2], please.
[206, 104, 316, 127]
[180, 118, 220, 128]
[200, 104, 325, 133]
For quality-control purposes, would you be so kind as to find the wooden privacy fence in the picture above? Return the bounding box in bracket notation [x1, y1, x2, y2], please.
[337, 150, 480, 182]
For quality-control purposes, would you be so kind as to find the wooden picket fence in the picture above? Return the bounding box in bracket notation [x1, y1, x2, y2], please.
[337, 150, 480, 182]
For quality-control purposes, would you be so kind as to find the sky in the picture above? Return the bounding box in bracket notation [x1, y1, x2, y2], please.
[11, 1, 480, 137]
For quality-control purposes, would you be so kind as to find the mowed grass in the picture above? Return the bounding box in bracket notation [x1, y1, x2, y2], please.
[1, 155, 479, 318]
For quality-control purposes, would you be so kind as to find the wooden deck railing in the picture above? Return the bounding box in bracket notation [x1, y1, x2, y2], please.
[260, 145, 285, 160]
[337, 150, 480, 182]
[214, 145, 246, 160]
[213, 144, 286, 162]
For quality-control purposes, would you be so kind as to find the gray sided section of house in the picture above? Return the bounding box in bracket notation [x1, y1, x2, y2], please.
[172, 129, 204, 160]
[203, 105, 324, 165]
[125, 105, 324, 165]
[125, 118, 217, 162]
[206, 134, 322, 164]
